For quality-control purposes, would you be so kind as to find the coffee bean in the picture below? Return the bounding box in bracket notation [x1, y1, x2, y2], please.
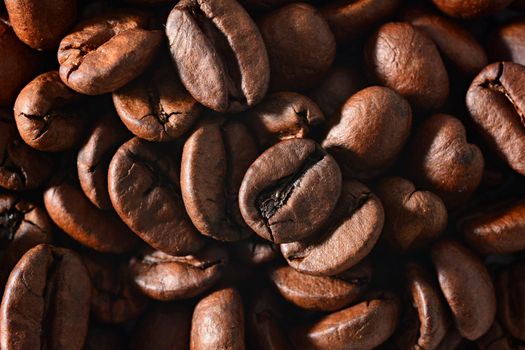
[476, 321, 519, 350]
[109, 137, 205, 255]
[232, 238, 279, 265]
[190, 287, 245, 350]
[497, 259, 525, 341]
[14, 71, 88, 152]
[181, 118, 258, 241]
[322, 86, 412, 179]
[258, 3, 335, 91]
[281, 180, 383, 276]
[467, 62, 525, 176]
[166, 0, 269, 112]
[0, 244, 91, 350]
[365, 22, 449, 109]
[239, 138, 342, 244]
[489, 18, 525, 66]
[58, 12, 162, 95]
[129, 245, 228, 301]
[431, 0, 513, 19]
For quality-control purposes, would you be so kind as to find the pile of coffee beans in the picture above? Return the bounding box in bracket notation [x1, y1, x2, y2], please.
[1, 0, 525, 349]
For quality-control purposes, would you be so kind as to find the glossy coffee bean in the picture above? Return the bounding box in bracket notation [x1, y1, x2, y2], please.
[0, 110, 53, 191]
[14, 71, 88, 152]
[466, 62, 525, 176]
[259, 3, 335, 92]
[58, 12, 162, 95]
[239, 138, 342, 244]
[431, 0, 513, 19]
[365, 22, 449, 110]
[431, 240, 497, 340]
[181, 118, 258, 241]
[4, 0, 76, 50]
[322, 86, 412, 179]
[190, 287, 245, 350]
[407, 113, 484, 208]
[489, 18, 525, 66]
[246, 92, 325, 148]
[129, 245, 228, 301]
[113, 62, 201, 142]
[0, 244, 91, 350]
[497, 260, 525, 341]
[109, 137, 205, 255]
[166, 0, 269, 113]
[281, 180, 383, 276]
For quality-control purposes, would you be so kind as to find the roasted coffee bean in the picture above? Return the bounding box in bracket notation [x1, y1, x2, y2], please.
[461, 201, 525, 254]
[489, 18, 525, 66]
[181, 118, 258, 241]
[431, 0, 513, 19]
[113, 62, 201, 142]
[320, 0, 401, 43]
[130, 303, 192, 350]
[190, 287, 245, 350]
[246, 92, 324, 148]
[407, 113, 484, 208]
[497, 260, 525, 341]
[290, 292, 400, 350]
[58, 12, 162, 95]
[239, 138, 342, 244]
[322, 86, 412, 179]
[258, 3, 336, 92]
[0, 109, 53, 191]
[4, 0, 76, 50]
[0, 18, 40, 106]
[82, 252, 147, 324]
[109, 137, 205, 255]
[281, 180, 383, 276]
[0, 244, 91, 350]
[269, 264, 371, 311]
[44, 177, 139, 254]
[375, 177, 448, 253]
[232, 238, 279, 265]
[129, 245, 228, 301]
[365, 22, 449, 110]
[0, 194, 52, 289]
[166, 0, 269, 112]
[14, 71, 88, 152]
[477, 321, 521, 350]
[466, 62, 525, 176]
[77, 113, 130, 210]
[431, 240, 497, 340]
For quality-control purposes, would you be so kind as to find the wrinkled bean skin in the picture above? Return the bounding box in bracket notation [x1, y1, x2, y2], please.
[466, 62, 525, 176]
[432, 0, 513, 19]
[497, 260, 525, 341]
[489, 18, 525, 66]
[4, 0, 76, 51]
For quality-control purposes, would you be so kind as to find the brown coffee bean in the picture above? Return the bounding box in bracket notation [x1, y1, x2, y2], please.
[239, 138, 342, 244]
[281, 180, 384, 276]
[166, 0, 269, 113]
[108, 137, 205, 255]
[477, 321, 520, 350]
[431, 0, 513, 19]
[14, 71, 88, 152]
[113, 61, 201, 142]
[461, 201, 525, 254]
[232, 238, 279, 265]
[246, 92, 324, 148]
[190, 287, 245, 350]
[497, 260, 525, 341]
[407, 113, 484, 208]
[431, 240, 497, 340]
[365, 22, 449, 110]
[269, 264, 371, 311]
[258, 3, 335, 92]
[0, 110, 53, 191]
[181, 118, 258, 241]
[130, 245, 228, 301]
[466, 62, 525, 176]
[320, 0, 401, 43]
[489, 18, 525, 66]
[77, 113, 130, 210]
[58, 12, 162, 95]
[0, 244, 91, 350]
[322, 86, 412, 179]
[0, 18, 40, 106]
[290, 292, 400, 350]
[4, 0, 76, 50]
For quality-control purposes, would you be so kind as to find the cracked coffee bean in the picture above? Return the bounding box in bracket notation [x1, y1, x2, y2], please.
[239, 138, 342, 244]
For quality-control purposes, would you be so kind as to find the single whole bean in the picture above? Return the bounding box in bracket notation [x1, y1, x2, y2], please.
[489, 18, 525, 66]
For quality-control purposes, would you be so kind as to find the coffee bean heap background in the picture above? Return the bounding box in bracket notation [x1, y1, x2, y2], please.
[0, 0, 525, 349]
